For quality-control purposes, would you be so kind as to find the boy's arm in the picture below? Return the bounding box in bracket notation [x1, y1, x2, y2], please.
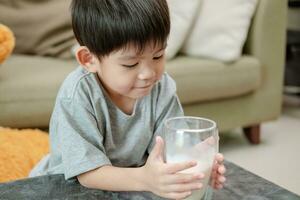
[77, 137, 202, 200]
[77, 165, 146, 192]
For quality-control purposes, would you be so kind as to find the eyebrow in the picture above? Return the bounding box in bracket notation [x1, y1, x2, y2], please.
[120, 44, 167, 60]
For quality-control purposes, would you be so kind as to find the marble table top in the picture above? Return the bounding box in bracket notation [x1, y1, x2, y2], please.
[0, 161, 299, 200]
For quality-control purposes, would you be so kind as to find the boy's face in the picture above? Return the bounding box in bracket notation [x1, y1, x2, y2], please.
[93, 43, 166, 102]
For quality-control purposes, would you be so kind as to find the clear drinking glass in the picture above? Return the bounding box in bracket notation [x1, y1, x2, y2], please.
[164, 116, 219, 200]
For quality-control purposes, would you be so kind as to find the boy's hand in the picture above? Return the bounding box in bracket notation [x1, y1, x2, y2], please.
[210, 153, 226, 189]
[141, 136, 204, 200]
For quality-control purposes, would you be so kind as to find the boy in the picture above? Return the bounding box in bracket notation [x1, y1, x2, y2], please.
[30, 0, 226, 199]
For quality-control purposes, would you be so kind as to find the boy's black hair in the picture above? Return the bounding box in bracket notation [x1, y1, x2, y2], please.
[70, 0, 170, 59]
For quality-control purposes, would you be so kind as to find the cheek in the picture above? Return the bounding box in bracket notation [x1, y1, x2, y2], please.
[114, 73, 136, 91]
[156, 62, 165, 79]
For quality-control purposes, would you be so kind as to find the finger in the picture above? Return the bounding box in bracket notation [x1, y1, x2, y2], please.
[165, 191, 192, 200]
[165, 161, 197, 174]
[210, 171, 217, 182]
[212, 161, 219, 171]
[215, 153, 224, 163]
[211, 164, 219, 177]
[165, 173, 204, 184]
[212, 165, 226, 179]
[219, 176, 226, 183]
[205, 136, 216, 145]
[218, 165, 226, 174]
[210, 171, 217, 186]
[166, 182, 203, 193]
[150, 136, 164, 160]
[216, 176, 226, 184]
[214, 183, 224, 189]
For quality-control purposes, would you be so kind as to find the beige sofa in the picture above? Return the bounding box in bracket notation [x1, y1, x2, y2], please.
[0, 0, 287, 144]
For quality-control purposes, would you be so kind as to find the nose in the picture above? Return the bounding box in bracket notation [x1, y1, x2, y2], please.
[138, 65, 155, 80]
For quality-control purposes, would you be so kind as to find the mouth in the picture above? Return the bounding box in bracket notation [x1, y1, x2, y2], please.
[136, 85, 152, 89]
[135, 81, 155, 89]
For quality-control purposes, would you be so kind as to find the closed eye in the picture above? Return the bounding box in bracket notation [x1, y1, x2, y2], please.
[153, 54, 164, 60]
[122, 63, 139, 68]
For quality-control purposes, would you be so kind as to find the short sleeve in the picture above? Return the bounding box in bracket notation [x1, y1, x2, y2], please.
[51, 96, 111, 180]
[147, 74, 184, 153]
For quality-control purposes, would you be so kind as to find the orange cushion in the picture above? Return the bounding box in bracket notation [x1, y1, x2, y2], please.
[0, 127, 49, 183]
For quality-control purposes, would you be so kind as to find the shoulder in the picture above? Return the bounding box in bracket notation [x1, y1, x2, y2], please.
[57, 66, 103, 101]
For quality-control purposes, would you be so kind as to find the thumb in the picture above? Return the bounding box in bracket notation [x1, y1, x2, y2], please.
[150, 136, 165, 160]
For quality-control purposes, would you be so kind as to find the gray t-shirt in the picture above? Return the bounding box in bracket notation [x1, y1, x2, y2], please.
[30, 67, 184, 180]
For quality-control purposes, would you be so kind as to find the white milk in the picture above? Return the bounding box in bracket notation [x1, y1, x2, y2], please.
[166, 142, 215, 200]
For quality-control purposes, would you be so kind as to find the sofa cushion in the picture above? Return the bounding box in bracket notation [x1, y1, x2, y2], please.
[0, 55, 77, 127]
[165, 0, 202, 60]
[181, 0, 257, 62]
[166, 55, 261, 104]
[0, 0, 75, 59]
[0, 55, 77, 102]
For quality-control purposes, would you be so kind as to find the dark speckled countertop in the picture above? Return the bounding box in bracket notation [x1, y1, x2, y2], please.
[0, 161, 299, 200]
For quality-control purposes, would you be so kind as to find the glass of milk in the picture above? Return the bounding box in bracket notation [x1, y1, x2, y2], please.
[164, 116, 219, 200]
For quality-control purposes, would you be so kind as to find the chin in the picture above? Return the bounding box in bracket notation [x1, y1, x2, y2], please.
[134, 91, 151, 99]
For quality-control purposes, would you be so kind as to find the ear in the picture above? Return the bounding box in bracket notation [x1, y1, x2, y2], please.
[75, 46, 98, 73]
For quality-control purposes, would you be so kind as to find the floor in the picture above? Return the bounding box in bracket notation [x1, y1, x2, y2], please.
[219, 95, 300, 196]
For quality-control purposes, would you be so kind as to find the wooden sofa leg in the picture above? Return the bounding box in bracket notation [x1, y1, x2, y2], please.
[243, 124, 260, 144]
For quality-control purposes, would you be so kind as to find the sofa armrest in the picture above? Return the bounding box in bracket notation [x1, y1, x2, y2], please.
[244, 0, 287, 104]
